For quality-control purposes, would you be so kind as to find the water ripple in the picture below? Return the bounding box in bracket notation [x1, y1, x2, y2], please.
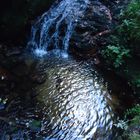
[34, 54, 119, 139]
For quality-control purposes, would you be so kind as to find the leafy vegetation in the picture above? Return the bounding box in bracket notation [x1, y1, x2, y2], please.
[124, 105, 140, 140]
[114, 105, 140, 140]
[101, 0, 140, 92]
[117, 0, 140, 56]
[101, 45, 130, 68]
[101, 1, 140, 138]
[129, 133, 140, 140]
[101, 0, 140, 66]
[118, 0, 140, 43]
[125, 104, 140, 117]
[132, 78, 140, 88]
[125, 105, 140, 129]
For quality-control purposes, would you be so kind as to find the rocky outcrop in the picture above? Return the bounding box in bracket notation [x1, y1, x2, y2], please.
[0, 0, 55, 45]
[0, 0, 129, 51]
[70, 0, 129, 56]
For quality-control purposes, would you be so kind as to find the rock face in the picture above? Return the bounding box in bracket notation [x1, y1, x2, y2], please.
[69, 0, 129, 56]
[0, 0, 55, 45]
[0, 0, 129, 52]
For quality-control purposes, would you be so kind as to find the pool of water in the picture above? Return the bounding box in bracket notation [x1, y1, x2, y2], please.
[0, 50, 134, 140]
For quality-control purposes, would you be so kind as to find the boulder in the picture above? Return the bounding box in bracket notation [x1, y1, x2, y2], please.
[70, 0, 130, 56]
[70, 1, 113, 56]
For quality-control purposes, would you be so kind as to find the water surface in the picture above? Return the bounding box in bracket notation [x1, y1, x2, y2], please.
[0, 50, 133, 139]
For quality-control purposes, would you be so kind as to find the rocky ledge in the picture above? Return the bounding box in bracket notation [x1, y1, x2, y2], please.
[69, 0, 130, 57]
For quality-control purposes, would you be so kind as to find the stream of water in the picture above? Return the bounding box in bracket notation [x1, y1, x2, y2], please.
[0, 0, 135, 139]
[33, 52, 120, 140]
[28, 0, 90, 57]
[0, 50, 133, 139]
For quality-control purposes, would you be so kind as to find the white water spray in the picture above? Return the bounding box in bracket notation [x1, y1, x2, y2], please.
[28, 0, 90, 57]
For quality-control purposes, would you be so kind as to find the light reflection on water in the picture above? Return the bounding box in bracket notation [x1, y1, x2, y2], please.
[34, 48, 69, 59]
[0, 51, 127, 140]
[34, 51, 119, 140]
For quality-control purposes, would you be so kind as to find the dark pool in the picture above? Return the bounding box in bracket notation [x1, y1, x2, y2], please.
[0, 50, 134, 140]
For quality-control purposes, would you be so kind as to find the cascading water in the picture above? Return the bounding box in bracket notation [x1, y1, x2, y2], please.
[0, 1, 135, 139]
[28, 0, 90, 57]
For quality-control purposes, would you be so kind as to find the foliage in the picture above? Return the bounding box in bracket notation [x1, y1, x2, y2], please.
[121, 0, 140, 32]
[132, 78, 140, 88]
[125, 104, 140, 117]
[125, 104, 140, 126]
[121, 105, 140, 140]
[101, 45, 130, 68]
[130, 115, 140, 126]
[117, 0, 140, 53]
[101, 1, 140, 138]
[129, 133, 140, 140]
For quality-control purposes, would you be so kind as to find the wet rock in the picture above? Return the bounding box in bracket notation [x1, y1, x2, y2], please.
[5, 47, 22, 57]
[1, 134, 10, 140]
[0, 45, 24, 69]
[93, 126, 107, 140]
[11, 62, 30, 77]
[0, 103, 5, 110]
[94, 57, 101, 65]
[101, 0, 130, 16]
[30, 73, 47, 84]
[0, 80, 15, 95]
[70, 1, 113, 55]
[70, 0, 130, 56]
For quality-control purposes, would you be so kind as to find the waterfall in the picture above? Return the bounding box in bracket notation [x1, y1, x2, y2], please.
[28, 0, 90, 57]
